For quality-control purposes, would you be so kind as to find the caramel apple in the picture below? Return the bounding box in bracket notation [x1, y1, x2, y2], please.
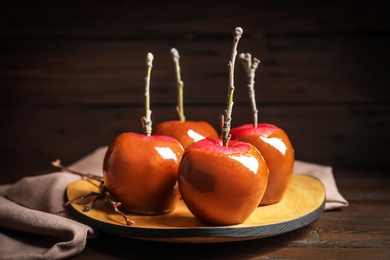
[230, 53, 294, 205]
[178, 27, 269, 225]
[103, 53, 184, 215]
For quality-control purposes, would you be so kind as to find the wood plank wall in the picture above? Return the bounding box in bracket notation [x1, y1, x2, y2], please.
[1, 1, 389, 183]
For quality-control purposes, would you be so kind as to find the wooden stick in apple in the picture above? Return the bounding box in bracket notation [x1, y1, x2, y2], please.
[239, 53, 260, 128]
[229, 52, 295, 205]
[220, 27, 244, 147]
[141, 52, 154, 136]
[178, 27, 269, 226]
[171, 48, 185, 122]
[152, 48, 218, 149]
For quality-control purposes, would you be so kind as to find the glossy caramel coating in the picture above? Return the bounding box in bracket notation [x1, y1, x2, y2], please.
[231, 124, 295, 205]
[153, 120, 219, 149]
[103, 132, 184, 215]
[178, 138, 269, 226]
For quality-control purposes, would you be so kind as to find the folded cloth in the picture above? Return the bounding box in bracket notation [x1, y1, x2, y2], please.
[0, 146, 348, 259]
[293, 160, 349, 210]
[0, 147, 106, 260]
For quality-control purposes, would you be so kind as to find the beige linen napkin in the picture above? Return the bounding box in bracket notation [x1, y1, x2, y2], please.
[0, 148, 105, 260]
[0, 146, 348, 259]
[293, 160, 349, 210]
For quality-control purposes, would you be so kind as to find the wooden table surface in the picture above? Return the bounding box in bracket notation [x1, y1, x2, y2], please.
[1, 1, 389, 259]
[76, 170, 390, 259]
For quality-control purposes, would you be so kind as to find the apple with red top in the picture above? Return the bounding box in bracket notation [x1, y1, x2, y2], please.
[153, 120, 218, 150]
[103, 53, 184, 215]
[103, 132, 183, 215]
[179, 137, 268, 225]
[230, 123, 294, 205]
[178, 27, 269, 225]
[230, 53, 294, 205]
[153, 48, 218, 149]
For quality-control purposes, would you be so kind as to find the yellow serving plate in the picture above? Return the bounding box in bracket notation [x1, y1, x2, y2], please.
[65, 174, 325, 243]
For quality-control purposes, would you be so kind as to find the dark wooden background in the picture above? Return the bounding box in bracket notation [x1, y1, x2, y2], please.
[1, 0, 389, 184]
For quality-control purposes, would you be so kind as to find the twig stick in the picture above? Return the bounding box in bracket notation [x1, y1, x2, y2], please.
[63, 191, 99, 207]
[141, 53, 154, 136]
[171, 48, 186, 122]
[239, 53, 260, 128]
[105, 194, 135, 226]
[57, 164, 135, 226]
[51, 159, 103, 181]
[221, 27, 243, 147]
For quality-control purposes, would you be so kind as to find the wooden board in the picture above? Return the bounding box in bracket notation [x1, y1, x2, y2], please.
[65, 174, 325, 243]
